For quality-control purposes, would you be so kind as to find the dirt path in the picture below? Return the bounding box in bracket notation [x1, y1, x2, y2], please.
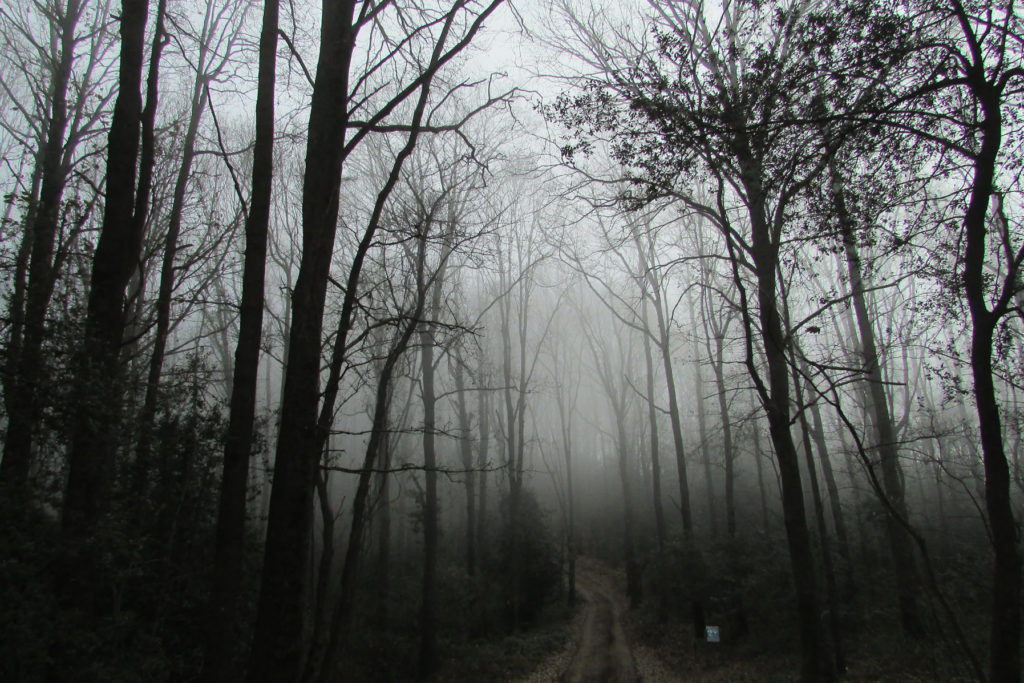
[560, 558, 639, 682]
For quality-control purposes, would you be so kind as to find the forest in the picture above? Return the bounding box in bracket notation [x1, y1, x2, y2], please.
[0, 0, 1021, 681]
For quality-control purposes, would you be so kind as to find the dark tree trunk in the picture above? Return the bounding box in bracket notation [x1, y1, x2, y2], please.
[803, 368, 854, 597]
[62, 0, 149, 540]
[653, 291, 692, 538]
[612, 400, 642, 608]
[124, 0, 167, 502]
[641, 294, 667, 619]
[201, 0, 278, 677]
[245, 2, 357, 679]
[2, 162, 42, 421]
[961, 87, 1020, 683]
[751, 421, 771, 536]
[631, 228, 693, 538]
[418, 325, 440, 678]
[2, 0, 81, 488]
[735, 148, 832, 681]
[476, 377, 490, 563]
[710, 334, 735, 537]
[792, 357, 845, 674]
[135, 64, 208, 491]
[831, 160, 922, 637]
[454, 354, 477, 576]
[557, 387, 576, 607]
[640, 301, 666, 545]
[374, 428, 393, 616]
[693, 352, 716, 538]
[311, 239, 427, 683]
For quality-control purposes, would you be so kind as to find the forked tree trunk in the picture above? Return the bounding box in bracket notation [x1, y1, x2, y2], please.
[733, 144, 832, 681]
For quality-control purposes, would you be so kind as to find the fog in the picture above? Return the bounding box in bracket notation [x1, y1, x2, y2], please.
[0, 0, 1020, 681]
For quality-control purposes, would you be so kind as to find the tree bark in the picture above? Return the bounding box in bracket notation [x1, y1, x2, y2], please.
[735, 145, 832, 681]
[830, 159, 922, 637]
[454, 352, 477, 576]
[960, 76, 1020, 683]
[135, 54, 209, 493]
[201, 0, 278, 674]
[245, 2, 357, 679]
[2, 0, 82, 488]
[62, 0, 149, 540]
[417, 229, 452, 678]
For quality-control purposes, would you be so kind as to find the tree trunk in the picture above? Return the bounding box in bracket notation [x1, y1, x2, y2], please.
[201, 0, 276, 674]
[641, 295, 667, 573]
[2, 0, 82, 489]
[693, 352, 716, 538]
[793, 360, 845, 673]
[135, 60, 209, 492]
[830, 159, 922, 637]
[612, 398, 642, 608]
[476, 375, 490, 564]
[246, 2, 357, 679]
[736, 148, 831, 681]
[62, 0, 149, 540]
[960, 87, 1020, 683]
[312, 248, 427, 683]
[2, 161, 42, 423]
[804, 370, 854, 597]
[417, 280, 446, 678]
[454, 353, 477, 576]
[650, 282, 692, 538]
[710, 333, 736, 537]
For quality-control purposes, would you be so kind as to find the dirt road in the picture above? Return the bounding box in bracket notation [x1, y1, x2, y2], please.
[559, 558, 639, 683]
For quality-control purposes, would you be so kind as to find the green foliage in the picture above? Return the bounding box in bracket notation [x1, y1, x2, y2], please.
[496, 488, 561, 625]
[0, 352, 260, 682]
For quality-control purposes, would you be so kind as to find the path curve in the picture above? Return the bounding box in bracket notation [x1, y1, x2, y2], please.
[560, 558, 639, 683]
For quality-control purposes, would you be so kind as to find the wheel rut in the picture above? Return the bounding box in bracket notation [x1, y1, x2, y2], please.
[560, 558, 639, 683]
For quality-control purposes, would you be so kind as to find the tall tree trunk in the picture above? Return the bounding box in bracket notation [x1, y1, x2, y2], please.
[476, 375, 490, 564]
[804, 370, 854, 597]
[960, 83, 1020, 683]
[2, 161, 42, 422]
[751, 419, 771, 536]
[246, 2, 357, 679]
[710, 330, 735, 537]
[374, 427, 393, 619]
[612, 396, 641, 608]
[631, 223, 693, 538]
[693, 352, 716, 538]
[557, 380, 576, 607]
[454, 353, 477, 576]
[417, 245, 450, 677]
[202, 0, 277, 674]
[418, 327, 440, 678]
[135, 62, 209, 489]
[2, 0, 82, 488]
[793, 358, 845, 673]
[62, 0, 149, 540]
[648, 282, 691, 537]
[830, 160, 922, 637]
[312, 243, 427, 683]
[734, 148, 831, 681]
[641, 294, 667, 618]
